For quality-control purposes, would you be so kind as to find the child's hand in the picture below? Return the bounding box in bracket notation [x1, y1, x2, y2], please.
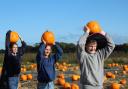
[52, 42, 56, 45]
[42, 39, 46, 44]
[100, 30, 106, 36]
[83, 26, 90, 33]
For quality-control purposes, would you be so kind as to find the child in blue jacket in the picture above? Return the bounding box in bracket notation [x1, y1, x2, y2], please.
[36, 39, 63, 89]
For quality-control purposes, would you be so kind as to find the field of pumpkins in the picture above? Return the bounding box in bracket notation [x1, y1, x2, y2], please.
[12, 62, 128, 89]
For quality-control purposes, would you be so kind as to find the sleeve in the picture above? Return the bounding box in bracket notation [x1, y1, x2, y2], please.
[5, 30, 11, 55]
[2, 30, 11, 75]
[36, 43, 46, 71]
[36, 53, 41, 71]
[77, 32, 89, 63]
[97, 33, 115, 60]
[19, 41, 27, 56]
[53, 42, 63, 62]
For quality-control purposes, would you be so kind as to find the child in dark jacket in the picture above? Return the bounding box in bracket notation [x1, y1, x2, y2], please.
[36, 39, 63, 89]
[0, 30, 26, 89]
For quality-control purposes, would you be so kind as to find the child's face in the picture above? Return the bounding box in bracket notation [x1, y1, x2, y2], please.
[11, 44, 18, 54]
[86, 42, 97, 54]
[44, 45, 52, 57]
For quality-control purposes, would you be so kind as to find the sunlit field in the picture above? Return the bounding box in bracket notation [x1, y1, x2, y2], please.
[0, 52, 128, 89]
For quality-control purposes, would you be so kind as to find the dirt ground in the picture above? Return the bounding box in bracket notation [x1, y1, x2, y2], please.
[19, 64, 128, 89]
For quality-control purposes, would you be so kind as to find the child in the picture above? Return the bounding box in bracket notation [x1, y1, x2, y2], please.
[77, 26, 115, 89]
[36, 39, 63, 89]
[0, 30, 26, 89]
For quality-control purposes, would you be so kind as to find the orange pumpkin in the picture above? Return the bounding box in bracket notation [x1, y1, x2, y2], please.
[57, 74, 65, 79]
[0, 67, 2, 74]
[63, 82, 71, 89]
[21, 67, 26, 73]
[112, 63, 116, 67]
[106, 72, 113, 78]
[122, 71, 127, 75]
[57, 78, 65, 86]
[73, 66, 79, 70]
[108, 64, 112, 67]
[71, 83, 79, 89]
[120, 79, 127, 85]
[30, 64, 34, 69]
[29, 64, 37, 70]
[10, 31, 19, 43]
[86, 21, 102, 33]
[33, 64, 37, 67]
[32, 64, 37, 70]
[20, 74, 27, 81]
[115, 63, 119, 67]
[27, 74, 33, 80]
[111, 74, 116, 79]
[111, 83, 120, 89]
[42, 31, 55, 44]
[72, 75, 80, 81]
[62, 62, 67, 66]
[123, 65, 128, 71]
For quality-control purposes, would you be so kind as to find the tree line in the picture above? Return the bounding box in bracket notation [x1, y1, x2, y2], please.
[0, 42, 128, 53]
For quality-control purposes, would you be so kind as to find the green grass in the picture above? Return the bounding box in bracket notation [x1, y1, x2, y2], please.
[0, 51, 128, 66]
[58, 53, 78, 64]
[22, 53, 37, 64]
[0, 53, 4, 67]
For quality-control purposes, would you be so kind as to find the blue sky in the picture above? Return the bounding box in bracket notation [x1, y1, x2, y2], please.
[0, 0, 128, 49]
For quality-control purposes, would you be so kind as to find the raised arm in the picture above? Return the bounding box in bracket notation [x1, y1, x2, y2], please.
[36, 43, 45, 62]
[5, 30, 11, 55]
[36, 43, 46, 71]
[18, 36, 27, 56]
[19, 41, 27, 56]
[53, 42, 63, 62]
[97, 31, 115, 60]
[77, 26, 90, 62]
